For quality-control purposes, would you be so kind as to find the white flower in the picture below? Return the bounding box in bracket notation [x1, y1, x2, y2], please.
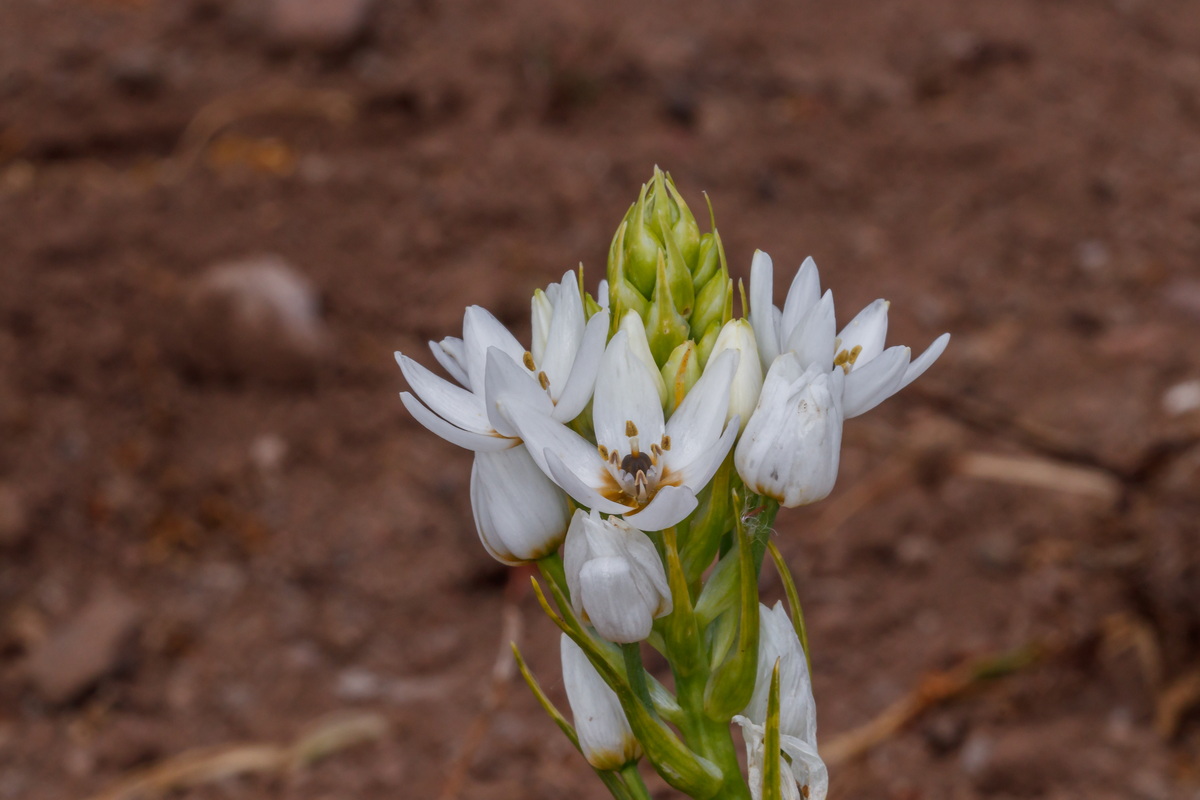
[748, 250, 949, 418]
[709, 319, 764, 431]
[562, 509, 672, 642]
[733, 602, 828, 800]
[470, 445, 571, 565]
[560, 634, 641, 770]
[735, 355, 844, 507]
[493, 329, 740, 531]
[396, 272, 609, 450]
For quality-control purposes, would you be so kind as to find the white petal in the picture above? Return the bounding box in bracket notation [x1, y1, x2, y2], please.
[899, 332, 950, 389]
[578, 556, 657, 642]
[663, 349, 737, 478]
[546, 450, 634, 515]
[470, 446, 570, 564]
[613, 519, 672, 607]
[837, 299, 889, 367]
[842, 345, 909, 418]
[500, 393, 605, 478]
[530, 290, 554, 366]
[540, 273, 587, 396]
[484, 347, 554, 437]
[749, 250, 779, 370]
[597, 279, 610, 310]
[560, 634, 640, 768]
[778, 257, 821, 348]
[396, 353, 492, 433]
[429, 337, 469, 387]
[621, 485, 698, 531]
[462, 305, 527, 397]
[553, 308, 609, 423]
[669, 418, 738, 494]
[779, 735, 828, 800]
[399, 392, 516, 451]
[618, 311, 668, 405]
[784, 290, 836, 372]
[593, 330, 666, 455]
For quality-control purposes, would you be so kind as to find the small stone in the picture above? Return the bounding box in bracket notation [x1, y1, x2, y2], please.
[1163, 379, 1200, 416]
[266, 0, 374, 53]
[336, 667, 382, 701]
[176, 255, 329, 386]
[0, 484, 29, 548]
[922, 711, 968, 755]
[24, 590, 142, 704]
[1076, 239, 1110, 273]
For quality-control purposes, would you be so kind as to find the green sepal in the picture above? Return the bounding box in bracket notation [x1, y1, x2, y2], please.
[530, 578, 723, 799]
[656, 192, 696, 319]
[513, 643, 637, 800]
[693, 547, 737, 630]
[645, 252, 690, 368]
[680, 454, 733, 584]
[705, 607, 738, 674]
[695, 318, 722, 369]
[762, 660, 783, 800]
[661, 340, 700, 416]
[692, 233, 721, 289]
[702, 506, 761, 720]
[662, 170, 701, 269]
[766, 540, 812, 671]
[608, 221, 651, 334]
[622, 183, 662, 298]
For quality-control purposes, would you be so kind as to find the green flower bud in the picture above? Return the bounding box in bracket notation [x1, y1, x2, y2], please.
[660, 209, 696, 320]
[695, 318, 722, 369]
[660, 340, 700, 415]
[691, 274, 730, 340]
[645, 252, 690, 367]
[692, 232, 721, 290]
[607, 221, 650, 330]
[620, 182, 662, 298]
[660, 170, 701, 269]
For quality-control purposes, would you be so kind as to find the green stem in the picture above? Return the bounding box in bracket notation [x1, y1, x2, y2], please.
[619, 764, 653, 800]
[622, 642, 655, 715]
[537, 553, 569, 599]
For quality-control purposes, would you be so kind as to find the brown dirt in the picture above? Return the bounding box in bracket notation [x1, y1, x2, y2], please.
[2, 1, 1200, 798]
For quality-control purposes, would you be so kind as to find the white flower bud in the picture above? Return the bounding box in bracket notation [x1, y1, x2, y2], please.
[562, 509, 672, 642]
[619, 310, 668, 406]
[470, 445, 571, 565]
[734, 354, 844, 507]
[709, 319, 763, 431]
[560, 634, 641, 770]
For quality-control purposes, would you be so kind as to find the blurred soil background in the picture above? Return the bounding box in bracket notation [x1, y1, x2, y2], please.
[2, 0, 1200, 798]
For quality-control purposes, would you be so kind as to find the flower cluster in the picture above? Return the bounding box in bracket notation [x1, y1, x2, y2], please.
[396, 169, 948, 800]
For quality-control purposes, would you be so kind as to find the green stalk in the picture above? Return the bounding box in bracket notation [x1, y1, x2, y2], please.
[619, 764, 653, 800]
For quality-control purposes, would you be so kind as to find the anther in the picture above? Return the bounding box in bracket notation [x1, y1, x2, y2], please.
[538, 371, 550, 390]
[661, 435, 671, 451]
[522, 351, 536, 371]
[598, 444, 609, 460]
[625, 420, 638, 437]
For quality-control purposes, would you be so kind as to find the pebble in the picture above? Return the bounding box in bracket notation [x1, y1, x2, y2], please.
[177, 255, 329, 386]
[1162, 379, 1200, 416]
[266, 0, 374, 53]
[24, 590, 142, 704]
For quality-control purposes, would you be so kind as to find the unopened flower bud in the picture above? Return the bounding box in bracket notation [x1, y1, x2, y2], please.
[560, 634, 642, 771]
[661, 340, 701, 415]
[735, 355, 844, 507]
[470, 445, 571, 564]
[563, 509, 672, 643]
[710, 320, 763, 431]
[645, 252, 690, 368]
